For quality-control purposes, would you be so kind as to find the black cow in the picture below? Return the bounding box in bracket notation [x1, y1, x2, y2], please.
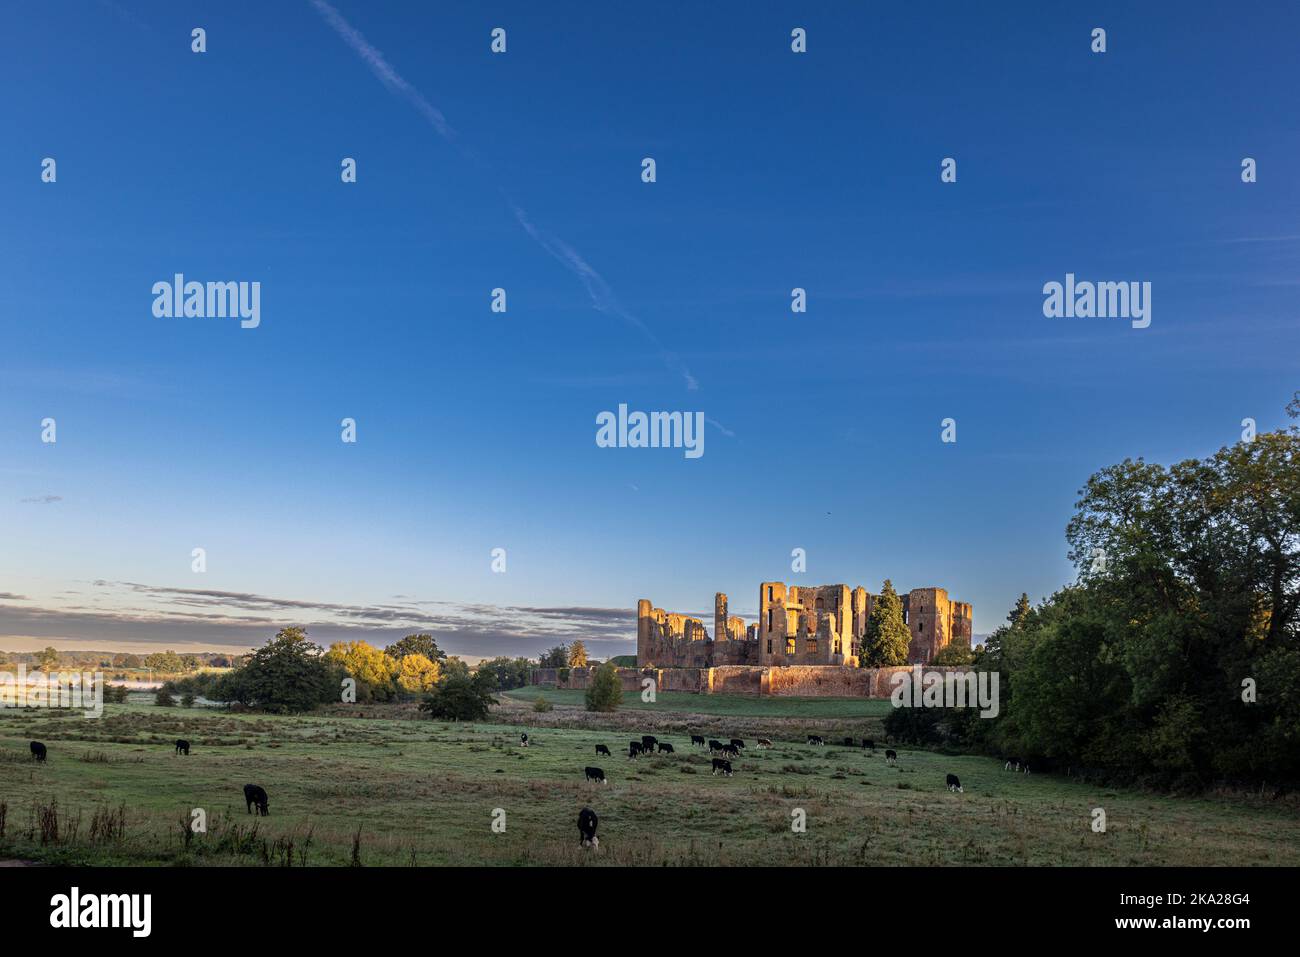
[658, 742, 674, 754]
[711, 758, 733, 776]
[175, 739, 190, 756]
[578, 807, 599, 848]
[721, 744, 739, 758]
[641, 735, 658, 754]
[584, 766, 607, 784]
[520, 733, 529, 748]
[756, 737, 773, 749]
[30, 741, 47, 762]
[244, 783, 269, 816]
[690, 734, 705, 748]
[729, 738, 745, 750]
[708, 739, 724, 753]
[807, 735, 824, 746]
[628, 741, 644, 758]
[946, 773, 963, 793]
[595, 744, 611, 756]
[843, 736, 854, 747]
[862, 739, 875, 750]
[885, 749, 897, 765]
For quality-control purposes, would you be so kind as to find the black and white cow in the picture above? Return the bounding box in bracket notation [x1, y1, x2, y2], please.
[885, 749, 897, 765]
[578, 807, 599, 848]
[807, 735, 824, 746]
[708, 739, 724, 753]
[711, 758, 733, 776]
[729, 738, 745, 750]
[584, 766, 607, 784]
[721, 744, 739, 758]
[520, 733, 529, 748]
[946, 773, 963, 793]
[756, 737, 773, 749]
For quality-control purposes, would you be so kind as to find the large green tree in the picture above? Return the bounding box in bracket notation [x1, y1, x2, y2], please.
[214, 627, 341, 713]
[861, 580, 911, 666]
[386, 633, 447, 664]
[539, 645, 569, 669]
[419, 670, 496, 721]
[476, 657, 533, 690]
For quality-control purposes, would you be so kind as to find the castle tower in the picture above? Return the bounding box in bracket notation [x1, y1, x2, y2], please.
[636, 598, 653, 665]
[715, 592, 729, 643]
[905, 587, 951, 664]
[758, 581, 788, 665]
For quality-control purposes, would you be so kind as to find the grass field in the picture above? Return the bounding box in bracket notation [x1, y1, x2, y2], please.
[1, 695, 1297, 867]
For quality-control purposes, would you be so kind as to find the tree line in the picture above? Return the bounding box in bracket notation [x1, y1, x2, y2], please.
[886, 393, 1300, 790]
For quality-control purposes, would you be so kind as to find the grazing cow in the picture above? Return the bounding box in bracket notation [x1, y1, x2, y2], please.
[711, 758, 733, 776]
[690, 734, 705, 748]
[658, 742, 674, 754]
[843, 736, 854, 747]
[1021, 762, 1031, 776]
[807, 735, 824, 746]
[885, 749, 897, 765]
[756, 737, 773, 749]
[243, 783, 270, 816]
[595, 744, 611, 756]
[1004, 758, 1020, 772]
[175, 739, 190, 756]
[520, 733, 529, 748]
[584, 766, 607, 784]
[641, 735, 658, 753]
[30, 741, 47, 762]
[628, 741, 645, 758]
[578, 807, 599, 848]
[721, 744, 739, 758]
[708, 739, 724, 753]
[729, 738, 745, 750]
[862, 739, 875, 750]
[946, 773, 963, 793]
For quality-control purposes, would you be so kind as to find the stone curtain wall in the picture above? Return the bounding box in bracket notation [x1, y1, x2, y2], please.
[529, 664, 967, 698]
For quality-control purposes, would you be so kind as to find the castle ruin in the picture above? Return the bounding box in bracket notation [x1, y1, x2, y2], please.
[638, 583, 971, 668]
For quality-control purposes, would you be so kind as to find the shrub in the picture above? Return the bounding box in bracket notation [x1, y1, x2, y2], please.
[419, 672, 497, 722]
[180, 693, 196, 708]
[584, 663, 623, 713]
[155, 689, 176, 707]
[532, 695, 553, 713]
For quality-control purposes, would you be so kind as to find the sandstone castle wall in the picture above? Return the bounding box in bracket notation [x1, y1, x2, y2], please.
[637, 581, 972, 670]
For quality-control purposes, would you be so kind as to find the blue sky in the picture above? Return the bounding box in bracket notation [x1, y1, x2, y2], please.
[1, 1, 1297, 658]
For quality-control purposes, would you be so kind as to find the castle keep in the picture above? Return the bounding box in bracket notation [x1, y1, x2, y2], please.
[638, 583, 971, 668]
